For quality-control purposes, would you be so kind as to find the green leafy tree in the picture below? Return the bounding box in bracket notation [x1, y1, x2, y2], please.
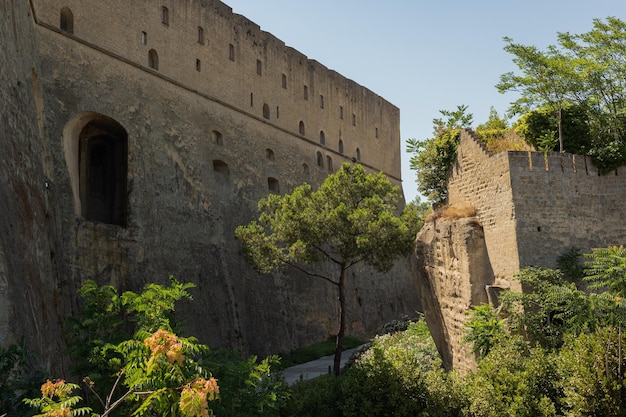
[466, 336, 563, 417]
[499, 17, 626, 172]
[23, 380, 92, 417]
[463, 304, 505, 358]
[406, 105, 473, 204]
[235, 163, 418, 375]
[26, 277, 287, 417]
[497, 38, 577, 152]
[500, 267, 591, 349]
[558, 327, 626, 416]
[514, 105, 591, 154]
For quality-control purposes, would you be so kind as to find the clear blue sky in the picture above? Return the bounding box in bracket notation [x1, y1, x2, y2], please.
[223, 0, 624, 203]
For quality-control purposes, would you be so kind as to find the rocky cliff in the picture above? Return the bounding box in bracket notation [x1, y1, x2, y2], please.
[414, 214, 496, 373]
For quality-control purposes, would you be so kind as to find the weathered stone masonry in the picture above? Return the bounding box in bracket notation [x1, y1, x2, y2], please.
[0, 0, 418, 374]
[417, 129, 626, 373]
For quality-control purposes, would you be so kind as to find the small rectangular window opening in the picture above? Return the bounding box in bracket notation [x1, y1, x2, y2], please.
[196, 59, 201, 72]
[339, 106, 344, 119]
[229, 44, 235, 61]
[352, 114, 356, 126]
[141, 31, 147, 45]
[320, 95, 324, 109]
[303, 85, 308, 100]
[161, 6, 169, 25]
[256, 59, 262, 75]
[250, 92, 254, 107]
[281, 74, 287, 89]
[198, 26, 204, 44]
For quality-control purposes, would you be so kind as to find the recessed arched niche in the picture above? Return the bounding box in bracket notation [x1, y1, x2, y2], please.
[63, 112, 128, 226]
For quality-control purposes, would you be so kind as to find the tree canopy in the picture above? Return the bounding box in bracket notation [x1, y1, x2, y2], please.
[235, 163, 418, 375]
[406, 105, 473, 204]
[498, 17, 626, 172]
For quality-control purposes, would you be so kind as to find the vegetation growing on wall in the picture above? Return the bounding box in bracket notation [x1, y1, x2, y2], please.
[406, 105, 473, 204]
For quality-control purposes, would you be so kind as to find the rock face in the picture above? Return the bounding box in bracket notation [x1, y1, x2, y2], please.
[415, 130, 626, 373]
[0, 1, 419, 375]
[414, 216, 494, 374]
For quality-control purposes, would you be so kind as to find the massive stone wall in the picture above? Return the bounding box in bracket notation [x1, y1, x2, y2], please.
[510, 151, 626, 269]
[418, 129, 626, 371]
[0, 0, 69, 372]
[32, 0, 401, 182]
[0, 0, 418, 373]
[447, 130, 520, 288]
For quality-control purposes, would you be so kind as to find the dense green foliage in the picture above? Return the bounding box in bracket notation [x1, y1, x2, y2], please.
[20, 278, 288, 417]
[499, 17, 626, 172]
[282, 319, 466, 417]
[513, 105, 591, 154]
[406, 105, 473, 204]
[474, 107, 510, 149]
[236, 163, 418, 375]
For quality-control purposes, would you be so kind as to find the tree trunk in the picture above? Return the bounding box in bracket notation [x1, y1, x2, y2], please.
[333, 264, 347, 376]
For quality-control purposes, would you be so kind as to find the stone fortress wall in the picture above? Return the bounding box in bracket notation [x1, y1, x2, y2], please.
[32, 0, 401, 183]
[0, 0, 419, 374]
[418, 129, 626, 373]
[450, 129, 626, 285]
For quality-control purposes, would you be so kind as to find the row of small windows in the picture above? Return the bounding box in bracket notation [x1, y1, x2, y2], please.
[59, 6, 365, 132]
[60, 6, 364, 133]
[58, 6, 375, 152]
[212, 128, 358, 171]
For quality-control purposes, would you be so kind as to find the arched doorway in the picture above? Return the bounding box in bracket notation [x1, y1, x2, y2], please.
[64, 113, 128, 226]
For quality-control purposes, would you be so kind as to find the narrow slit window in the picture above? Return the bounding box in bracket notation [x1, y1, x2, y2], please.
[141, 31, 147, 45]
[316, 151, 323, 167]
[356, 148, 361, 161]
[299, 121, 305, 136]
[212, 130, 223, 145]
[319, 131, 325, 145]
[263, 103, 270, 119]
[256, 59, 262, 75]
[281, 74, 287, 88]
[250, 93, 254, 107]
[338, 140, 344, 154]
[326, 156, 333, 171]
[198, 26, 204, 44]
[161, 6, 169, 25]
[229, 44, 235, 61]
[196, 59, 201, 72]
[339, 106, 344, 119]
[303, 85, 308, 100]
[320, 95, 324, 109]
[352, 114, 356, 126]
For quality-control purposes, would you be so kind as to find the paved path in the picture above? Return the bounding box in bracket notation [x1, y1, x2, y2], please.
[282, 345, 365, 385]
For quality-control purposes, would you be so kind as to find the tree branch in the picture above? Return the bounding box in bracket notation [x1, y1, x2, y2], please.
[284, 260, 339, 286]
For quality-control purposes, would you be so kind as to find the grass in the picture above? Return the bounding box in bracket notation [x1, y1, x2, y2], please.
[278, 336, 365, 369]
